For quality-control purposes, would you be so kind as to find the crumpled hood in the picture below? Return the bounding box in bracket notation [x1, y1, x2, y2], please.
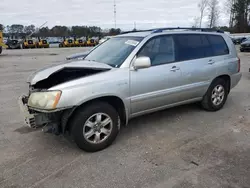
[27, 60, 112, 85]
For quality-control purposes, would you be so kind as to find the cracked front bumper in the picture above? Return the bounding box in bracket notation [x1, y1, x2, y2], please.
[18, 95, 37, 128]
[18, 95, 53, 128]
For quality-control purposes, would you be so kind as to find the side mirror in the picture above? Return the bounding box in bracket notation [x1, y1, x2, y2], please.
[133, 56, 151, 70]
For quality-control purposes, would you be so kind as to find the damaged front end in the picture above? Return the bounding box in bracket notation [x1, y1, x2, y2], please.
[18, 60, 112, 134]
[18, 94, 64, 134]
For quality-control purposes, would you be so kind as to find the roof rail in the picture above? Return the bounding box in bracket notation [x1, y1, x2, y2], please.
[120, 27, 224, 34]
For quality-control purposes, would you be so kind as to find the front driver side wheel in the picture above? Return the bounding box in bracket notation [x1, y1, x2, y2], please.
[71, 102, 120, 152]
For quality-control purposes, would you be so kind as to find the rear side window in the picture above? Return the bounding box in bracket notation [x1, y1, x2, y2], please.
[175, 34, 213, 61]
[207, 35, 229, 56]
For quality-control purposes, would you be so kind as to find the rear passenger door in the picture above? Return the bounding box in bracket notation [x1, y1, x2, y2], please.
[174, 34, 216, 100]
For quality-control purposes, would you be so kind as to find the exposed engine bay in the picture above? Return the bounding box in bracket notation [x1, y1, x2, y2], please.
[30, 67, 110, 90]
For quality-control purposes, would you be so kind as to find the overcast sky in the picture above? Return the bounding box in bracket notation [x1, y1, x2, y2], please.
[1, 0, 228, 30]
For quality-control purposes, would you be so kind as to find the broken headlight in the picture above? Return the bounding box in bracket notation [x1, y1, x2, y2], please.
[28, 91, 61, 110]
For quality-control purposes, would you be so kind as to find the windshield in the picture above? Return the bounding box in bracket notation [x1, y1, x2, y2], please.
[85, 36, 143, 67]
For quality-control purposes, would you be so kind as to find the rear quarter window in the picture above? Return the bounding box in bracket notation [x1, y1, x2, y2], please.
[207, 35, 229, 56]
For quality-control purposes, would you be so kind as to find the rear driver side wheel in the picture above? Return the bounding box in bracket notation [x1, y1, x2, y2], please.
[201, 78, 228, 111]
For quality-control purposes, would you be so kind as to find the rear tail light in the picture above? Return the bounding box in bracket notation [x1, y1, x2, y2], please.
[238, 57, 241, 72]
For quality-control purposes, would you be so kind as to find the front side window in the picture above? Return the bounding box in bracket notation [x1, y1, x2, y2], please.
[85, 37, 143, 67]
[138, 35, 175, 66]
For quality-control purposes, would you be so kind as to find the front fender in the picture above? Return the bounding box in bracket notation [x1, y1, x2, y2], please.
[60, 94, 130, 133]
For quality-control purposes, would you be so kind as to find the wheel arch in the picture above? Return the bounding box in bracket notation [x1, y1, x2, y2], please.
[212, 74, 231, 93]
[62, 95, 128, 133]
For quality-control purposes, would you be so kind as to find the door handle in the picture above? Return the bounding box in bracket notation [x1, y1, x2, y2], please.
[170, 66, 180, 72]
[208, 59, 215, 65]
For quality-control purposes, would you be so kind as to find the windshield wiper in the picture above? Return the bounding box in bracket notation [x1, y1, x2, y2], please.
[107, 64, 116, 67]
[87, 59, 116, 68]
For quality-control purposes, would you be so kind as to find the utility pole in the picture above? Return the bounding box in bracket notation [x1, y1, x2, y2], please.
[114, 0, 117, 29]
[134, 22, 136, 30]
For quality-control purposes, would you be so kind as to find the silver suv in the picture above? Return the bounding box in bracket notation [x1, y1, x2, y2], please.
[19, 28, 242, 152]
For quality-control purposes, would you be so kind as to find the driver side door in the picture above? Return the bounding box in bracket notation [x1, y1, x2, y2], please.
[130, 35, 183, 116]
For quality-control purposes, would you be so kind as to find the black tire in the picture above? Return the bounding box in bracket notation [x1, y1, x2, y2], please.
[71, 102, 120, 152]
[0, 47, 2, 54]
[201, 78, 228, 111]
[240, 49, 244, 52]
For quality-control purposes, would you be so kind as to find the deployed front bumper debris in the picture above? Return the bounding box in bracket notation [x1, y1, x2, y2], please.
[18, 95, 54, 128]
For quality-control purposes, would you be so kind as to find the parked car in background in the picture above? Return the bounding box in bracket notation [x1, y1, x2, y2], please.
[240, 38, 250, 52]
[19, 28, 241, 152]
[232, 36, 247, 45]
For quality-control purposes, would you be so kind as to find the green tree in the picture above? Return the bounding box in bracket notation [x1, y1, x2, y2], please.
[51, 26, 70, 37]
[198, 0, 208, 27]
[232, 0, 250, 32]
[71, 26, 89, 37]
[109, 28, 121, 35]
[10, 24, 24, 33]
[0, 24, 4, 31]
[24, 25, 36, 35]
[225, 0, 235, 27]
[207, 0, 220, 28]
[38, 27, 51, 37]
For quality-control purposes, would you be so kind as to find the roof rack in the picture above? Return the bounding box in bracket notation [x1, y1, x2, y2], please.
[120, 27, 224, 34]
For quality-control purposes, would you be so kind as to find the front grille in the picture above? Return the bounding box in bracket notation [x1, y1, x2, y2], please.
[27, 117, 36, 128]
[28, 40, 33, 44]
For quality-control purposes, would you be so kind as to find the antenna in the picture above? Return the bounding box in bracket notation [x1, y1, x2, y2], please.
[114, 0, 116, 28]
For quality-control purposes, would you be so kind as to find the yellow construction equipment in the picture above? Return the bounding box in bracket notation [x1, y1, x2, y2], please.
[36, 39, 49, 48]
[59, 38, 75, 48]
[0, 31, 8, 54]
[74, 39, 85, 47]
[86, 38, 98, 46]
[23, 39, 36, 49]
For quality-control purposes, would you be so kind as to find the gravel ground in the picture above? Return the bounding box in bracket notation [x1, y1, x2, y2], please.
[0, 47, 250, 188]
